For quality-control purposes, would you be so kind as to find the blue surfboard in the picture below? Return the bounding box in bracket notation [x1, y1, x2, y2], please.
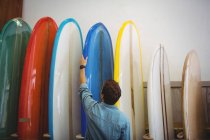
[81, 23, 114, 136]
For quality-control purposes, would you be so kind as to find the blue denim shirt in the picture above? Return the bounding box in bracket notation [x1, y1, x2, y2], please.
[79, 83, 130, 140]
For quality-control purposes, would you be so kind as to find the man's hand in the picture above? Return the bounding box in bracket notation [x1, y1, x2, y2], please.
[80, 55, 88, 84]
[80, 55, 88, 66]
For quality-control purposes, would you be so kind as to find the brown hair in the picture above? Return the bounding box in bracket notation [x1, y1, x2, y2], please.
[101, 80, 121, 105]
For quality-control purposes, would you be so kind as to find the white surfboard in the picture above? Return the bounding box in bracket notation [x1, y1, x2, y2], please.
[49, 18, 83, 140]
[147, 45, 174, 140]
[182, 50, 205, 139]
[114, 21, 145, 140]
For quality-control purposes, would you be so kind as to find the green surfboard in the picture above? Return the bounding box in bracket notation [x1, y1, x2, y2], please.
[0, 18, 31, 139]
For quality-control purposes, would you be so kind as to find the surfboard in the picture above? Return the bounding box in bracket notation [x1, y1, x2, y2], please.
[114, 21, 145, 140]
[181, 50, 206, 139]
[147, 45, 174, 140]
[81, 23, 114, 137]
[48, 18, 83, 140]
[18, 17, 57, 140]
[0, 18, 31, 139]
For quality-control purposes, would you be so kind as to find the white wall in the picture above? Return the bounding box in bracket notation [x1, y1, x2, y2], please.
[22, 0, 210, 81]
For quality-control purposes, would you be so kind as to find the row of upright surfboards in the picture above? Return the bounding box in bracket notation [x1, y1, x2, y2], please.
[0, 17, 206, 140]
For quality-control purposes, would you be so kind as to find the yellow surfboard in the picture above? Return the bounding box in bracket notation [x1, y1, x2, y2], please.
[114, 21, 145, 140]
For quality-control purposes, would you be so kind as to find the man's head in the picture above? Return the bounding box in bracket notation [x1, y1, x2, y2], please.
[101, 80, 121, 105]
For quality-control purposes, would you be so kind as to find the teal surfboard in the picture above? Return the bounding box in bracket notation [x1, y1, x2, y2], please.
[0, 18, 31, 138]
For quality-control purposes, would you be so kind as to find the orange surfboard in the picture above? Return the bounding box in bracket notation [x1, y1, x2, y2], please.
[18, 17, 57, 140]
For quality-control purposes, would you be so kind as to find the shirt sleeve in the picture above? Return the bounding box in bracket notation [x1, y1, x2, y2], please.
[79, 83, 97, 113]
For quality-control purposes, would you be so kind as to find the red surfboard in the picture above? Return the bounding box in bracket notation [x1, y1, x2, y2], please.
[18, 17, 57, 140]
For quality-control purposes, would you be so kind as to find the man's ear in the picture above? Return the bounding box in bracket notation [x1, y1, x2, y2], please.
[101, 93, 104, 101]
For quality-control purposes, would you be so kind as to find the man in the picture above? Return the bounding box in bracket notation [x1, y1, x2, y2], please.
[79, 55, 130, 140]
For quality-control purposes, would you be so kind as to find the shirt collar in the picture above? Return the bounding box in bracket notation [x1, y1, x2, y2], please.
[101, 102, 118, 110]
